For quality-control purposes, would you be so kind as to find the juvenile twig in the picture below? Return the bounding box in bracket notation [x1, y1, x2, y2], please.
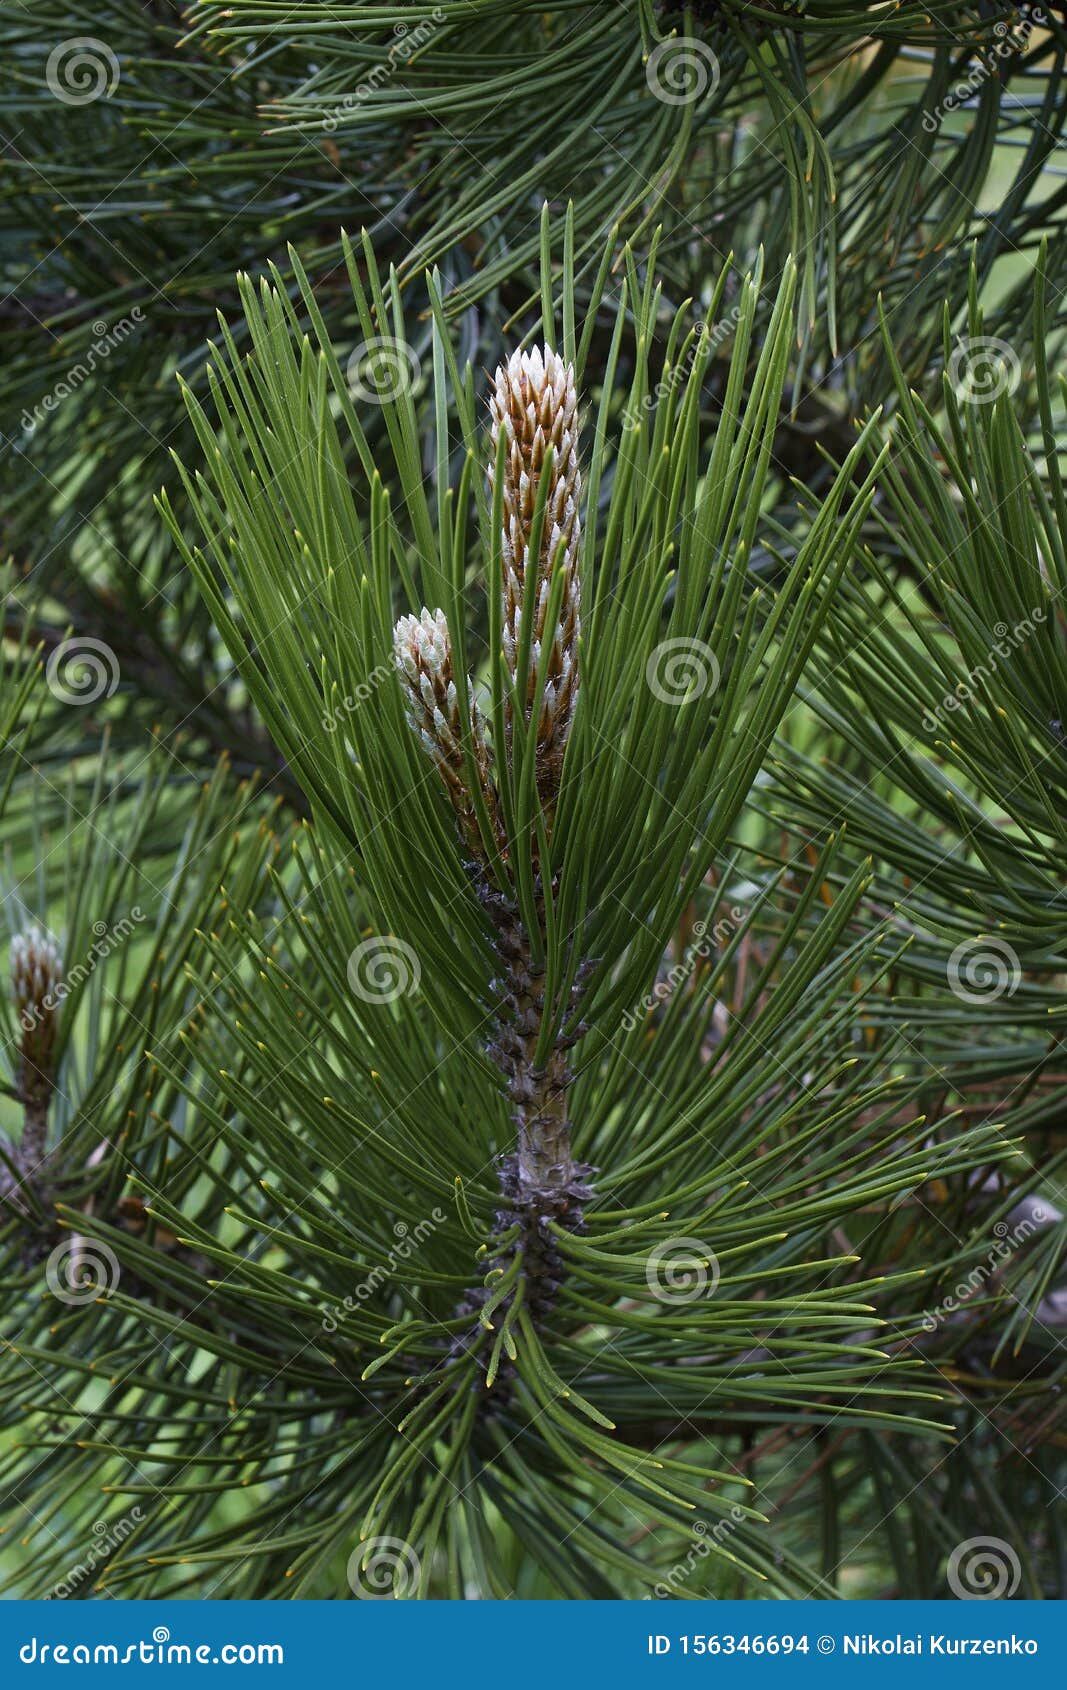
[397, 347, 591, 1361]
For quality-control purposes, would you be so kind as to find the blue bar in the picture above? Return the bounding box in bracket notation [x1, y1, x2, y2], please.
[2, 1600, 1058, 1684]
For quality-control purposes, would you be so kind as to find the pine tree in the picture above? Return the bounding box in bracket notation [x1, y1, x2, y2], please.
[0, 3, 1063, 1601]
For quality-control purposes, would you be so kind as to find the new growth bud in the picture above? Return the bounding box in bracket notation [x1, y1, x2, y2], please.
[393, 608, 498, 854]
[10, 925, 62, 1167]
[489, 345, 582, 814]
